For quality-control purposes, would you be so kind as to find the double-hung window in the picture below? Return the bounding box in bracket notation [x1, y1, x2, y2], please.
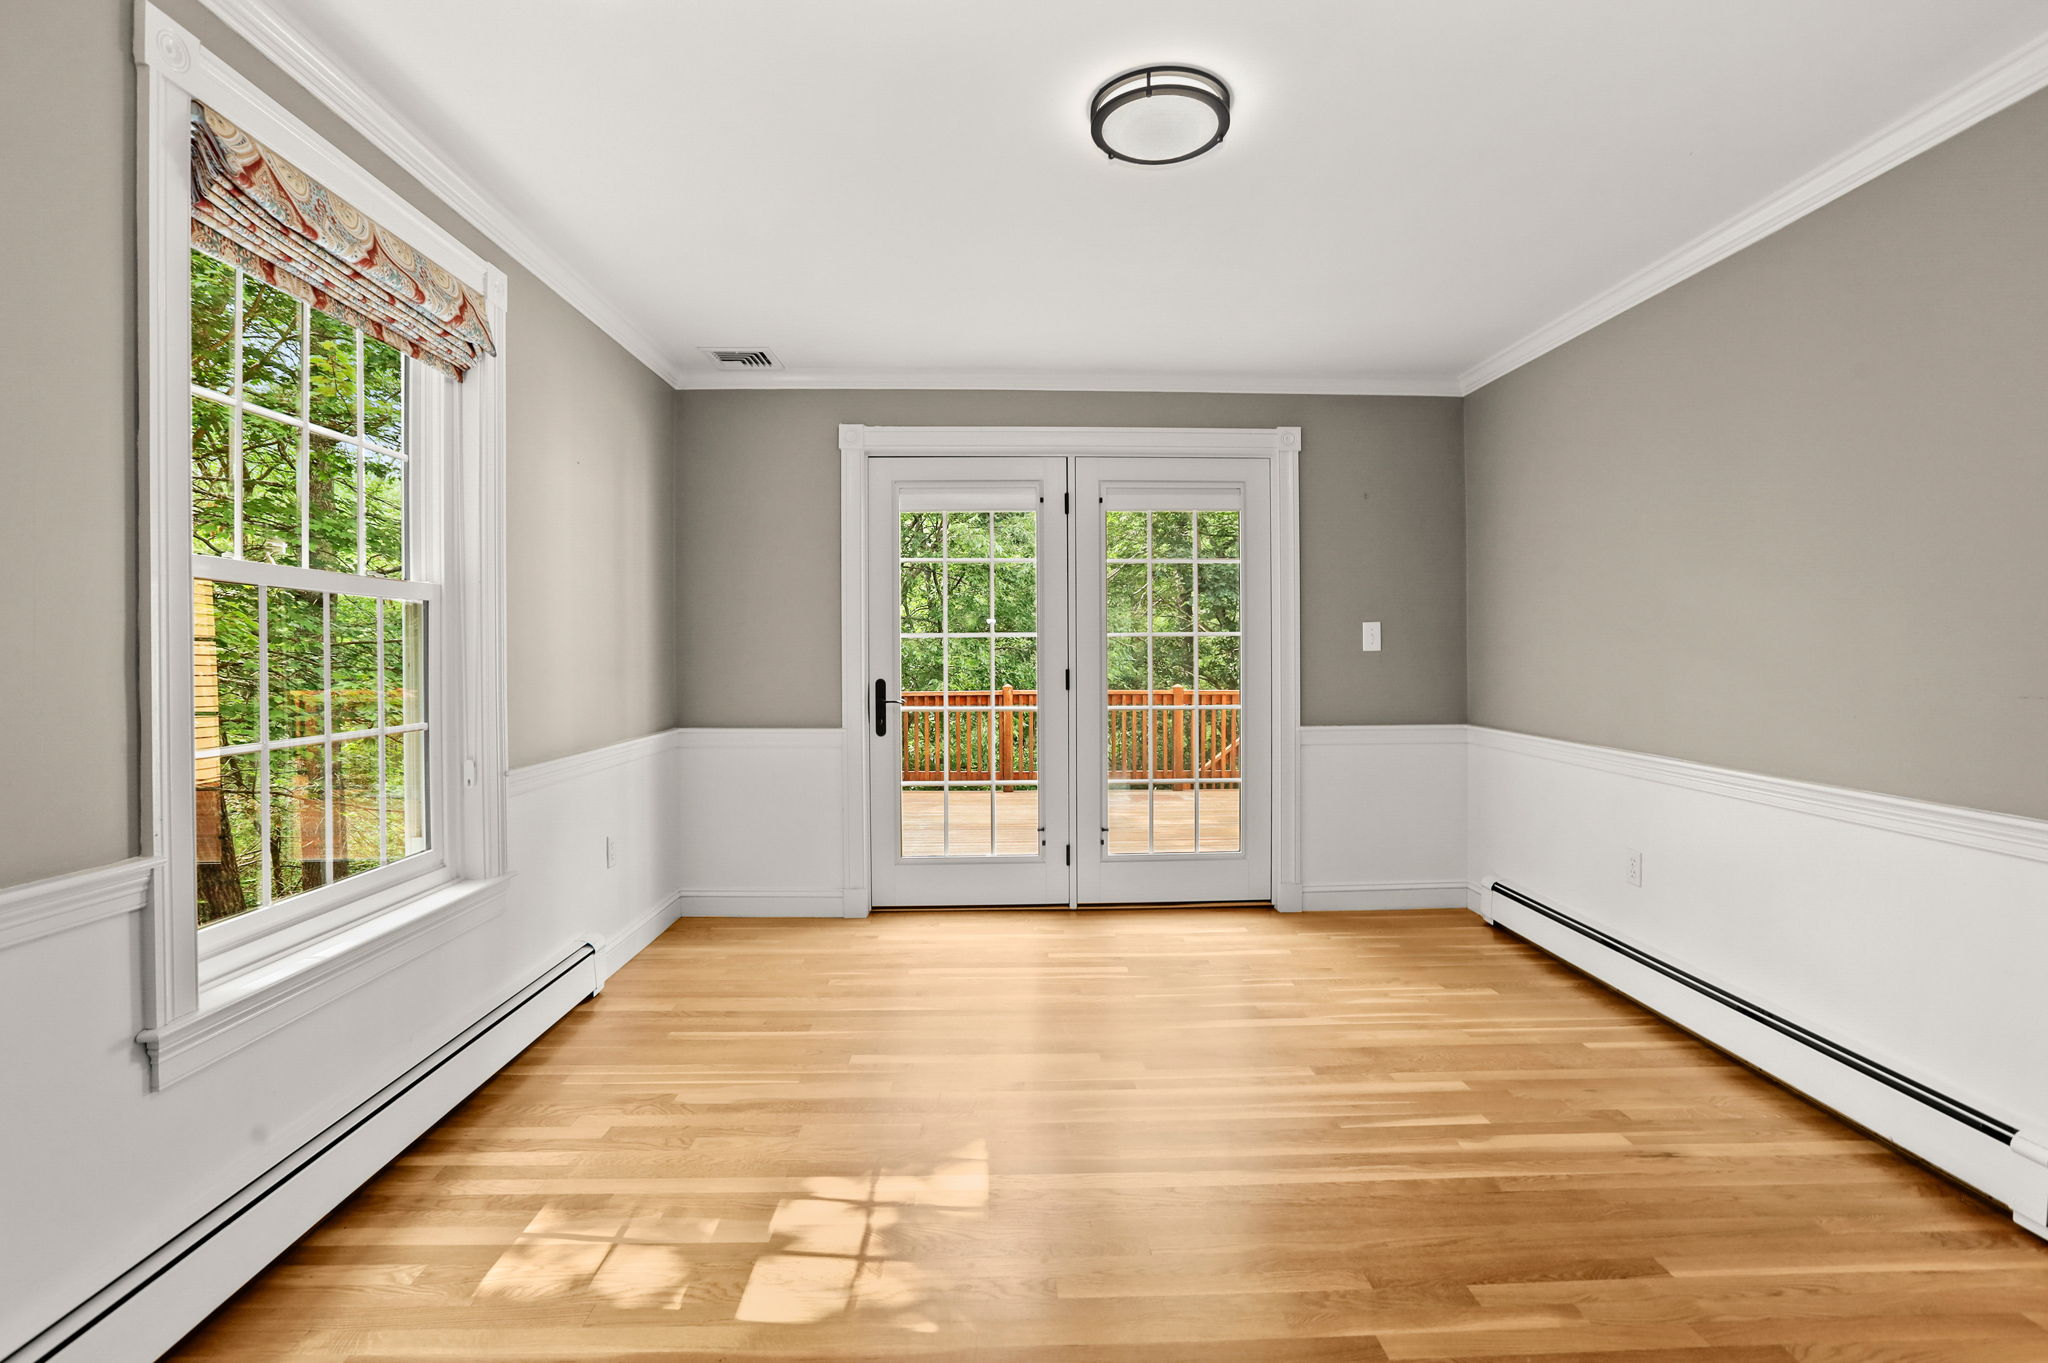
[138, 6, 509, 1079]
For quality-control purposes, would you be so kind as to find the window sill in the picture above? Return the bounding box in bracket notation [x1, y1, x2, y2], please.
[139, 874, 511, 1089]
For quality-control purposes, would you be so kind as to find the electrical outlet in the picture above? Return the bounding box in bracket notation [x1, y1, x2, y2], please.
[1361, 621, 1382, 652]
[1625, 849, 1643, 888]
[605, 836, 619, 870]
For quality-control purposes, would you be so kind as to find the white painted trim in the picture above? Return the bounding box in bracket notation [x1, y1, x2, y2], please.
[1458, 26, 2048, 393]
[139, 876, 512, 1086]
[506, 729, 673, 797]
[675, 368, 1462, 397]
[838, 426, 1301, 915]
[0, 859, 158, 952]
[673, 727, 843, 751]
[186, 0, 680, 382]
[1299, 723, 1469, 747]
[1299, 880, 1470, 911]
[1470, 726, 2048, 865]
[591, 891, 685, 981]
[676, 891, 849, 918]
[18, 947, 594, 1363]
[137, 6, 512, 1064]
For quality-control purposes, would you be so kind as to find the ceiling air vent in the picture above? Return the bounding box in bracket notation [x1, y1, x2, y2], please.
[700, 347, 782, 370]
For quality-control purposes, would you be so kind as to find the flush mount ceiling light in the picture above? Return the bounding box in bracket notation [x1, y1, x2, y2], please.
[1089, 65, 1231, 165]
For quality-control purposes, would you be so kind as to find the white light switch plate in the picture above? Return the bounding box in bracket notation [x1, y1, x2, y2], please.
[1361, 622, 1381, 652]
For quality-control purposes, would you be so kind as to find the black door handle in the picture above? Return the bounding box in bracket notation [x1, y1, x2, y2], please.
[875, 678, 889, 737]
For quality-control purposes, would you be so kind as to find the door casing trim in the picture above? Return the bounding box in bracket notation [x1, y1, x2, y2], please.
[838, 425, 1303, 916]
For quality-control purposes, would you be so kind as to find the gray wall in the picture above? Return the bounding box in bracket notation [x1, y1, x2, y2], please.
[673, 389, 1465, 729]
[1466, 87, 2048, 820]
[0, 0, 677, 888]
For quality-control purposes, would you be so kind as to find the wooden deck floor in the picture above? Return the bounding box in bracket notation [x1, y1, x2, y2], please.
[167, 909, 2048, 1361]
[899, 787, 1240, 857]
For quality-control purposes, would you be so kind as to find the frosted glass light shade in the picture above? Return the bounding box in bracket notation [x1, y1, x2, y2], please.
[1090, 66, 1231, 166]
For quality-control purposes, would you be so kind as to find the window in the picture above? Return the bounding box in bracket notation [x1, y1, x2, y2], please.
[188, 250, 431, 929]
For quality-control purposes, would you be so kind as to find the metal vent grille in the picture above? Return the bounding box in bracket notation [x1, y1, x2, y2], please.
[700, 347, 781, 370]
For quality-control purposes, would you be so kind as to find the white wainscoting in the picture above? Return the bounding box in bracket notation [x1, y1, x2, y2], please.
[1298, 725, 1469, 910]
[1467, 726, 2048, 1231]
[673, 729, 849, 916]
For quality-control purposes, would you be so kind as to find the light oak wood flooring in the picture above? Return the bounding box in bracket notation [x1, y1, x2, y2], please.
[167, 908, 2048, 1361]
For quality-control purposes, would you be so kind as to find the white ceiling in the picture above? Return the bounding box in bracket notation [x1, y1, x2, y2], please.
[264, 0, 2048, 391]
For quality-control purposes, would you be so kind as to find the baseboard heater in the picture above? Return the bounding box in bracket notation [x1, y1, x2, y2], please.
[1488, 883, 2017, 1145]
[8, 945, 598, 1363]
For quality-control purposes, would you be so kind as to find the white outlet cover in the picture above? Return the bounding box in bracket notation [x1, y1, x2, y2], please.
[1361, 622, 1382, 652]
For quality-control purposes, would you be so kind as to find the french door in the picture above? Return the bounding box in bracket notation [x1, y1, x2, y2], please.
[867, 453, 1272, 907]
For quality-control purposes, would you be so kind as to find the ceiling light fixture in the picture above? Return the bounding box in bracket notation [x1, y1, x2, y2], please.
[1089, 65, 1231, 166]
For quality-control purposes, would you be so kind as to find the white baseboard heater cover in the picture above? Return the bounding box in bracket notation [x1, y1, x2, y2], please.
[9, 946, 599, 1363]
[1486, 882, 2048, 1240]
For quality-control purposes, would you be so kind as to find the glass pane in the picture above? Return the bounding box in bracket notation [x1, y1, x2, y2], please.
[900, 510, 943, 559]
[901, 636, 944, 694]
[363, 337, 403, 451]
[991, 511, 1034, 558]
[330, 595, 381, 732]
[384, 601, 425, 727]
[363, 448, 404, 578]
[191, 251, 235, 392]
[946, 785, 993, 857]
[386, 730, 426, 861]
[990, 706, 1035, 781]
[993, 637, 1036, 691]
[309, 313, 358, 434]
[1197, 511, 1239, 560]
[1198, 634, 1240, 691]
[191, 396, 236, 556]
[1152, 709, 1196, 780]
[1152, 511, 1193, 559]
[992, 562, 1035, 632]
[1107, 637, 1146, 692]
[945, 511, 989, 559]
[1106, 707, 1147, 779]
[195, 751, 261, 924]
[1199, 707, 1241, 778]
[268, 588, 326, 741]
[900, 705, 944, 780]
[240, 275, 302, 415]
[240, 413, 301, 565]
[308, 436, 361, 573]
[946, 708, 988, 776]
[994, 784, 1038, 856]
[899, 785, 944, 857]
[1107, 783, 1149, 855]
[944, 562, 991, 634]
[1198, 563, 1239, 632]
[1105, 510, 1147, 559]
[946, 637, 991, 693]
[900, 558, 944, 635]
[1199, 782, 1241, 852]
[331, 736, 381, 879]
[1153, 635, 1194, 691]
[270, 744, 329, 899]
[1150, 563, 1193, 632]
[1105, 562, 1146, 632]
[1153, 786, 1197, 853]
[194, 580, 259, 750]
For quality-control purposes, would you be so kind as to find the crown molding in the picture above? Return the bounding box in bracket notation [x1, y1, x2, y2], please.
[671, 367, 1464, 397]
[1458, 25, 2048, 395]
[191, 0, 683, 383]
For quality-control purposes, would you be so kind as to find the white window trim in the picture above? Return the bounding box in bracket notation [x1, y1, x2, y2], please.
[134, 5, 510, 1087]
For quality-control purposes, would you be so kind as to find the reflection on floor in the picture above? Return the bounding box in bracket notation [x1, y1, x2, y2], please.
[900, 786, 1241, 857]
[167, 909, 2048, 1361]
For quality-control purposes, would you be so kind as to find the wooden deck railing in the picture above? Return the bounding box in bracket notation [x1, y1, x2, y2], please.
[901, 688, 1240, 783]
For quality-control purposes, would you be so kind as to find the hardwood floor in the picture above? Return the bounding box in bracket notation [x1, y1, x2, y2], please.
[166, 909, 2048, 1361]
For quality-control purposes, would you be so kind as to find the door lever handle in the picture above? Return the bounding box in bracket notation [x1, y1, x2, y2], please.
[874, 678, 902, 737]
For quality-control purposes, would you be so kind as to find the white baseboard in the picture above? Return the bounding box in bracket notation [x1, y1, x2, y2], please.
[592, 891, 686, 980]
[675, 890, 847, 918]
[12, 949, 597, 1363]
[1299, 880, 1470, 911]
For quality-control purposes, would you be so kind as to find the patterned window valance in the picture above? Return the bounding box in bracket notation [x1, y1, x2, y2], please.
[190, 102, 496, 378]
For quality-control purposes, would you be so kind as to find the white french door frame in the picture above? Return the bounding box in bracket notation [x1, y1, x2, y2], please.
[838, 425, 1302, 917]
